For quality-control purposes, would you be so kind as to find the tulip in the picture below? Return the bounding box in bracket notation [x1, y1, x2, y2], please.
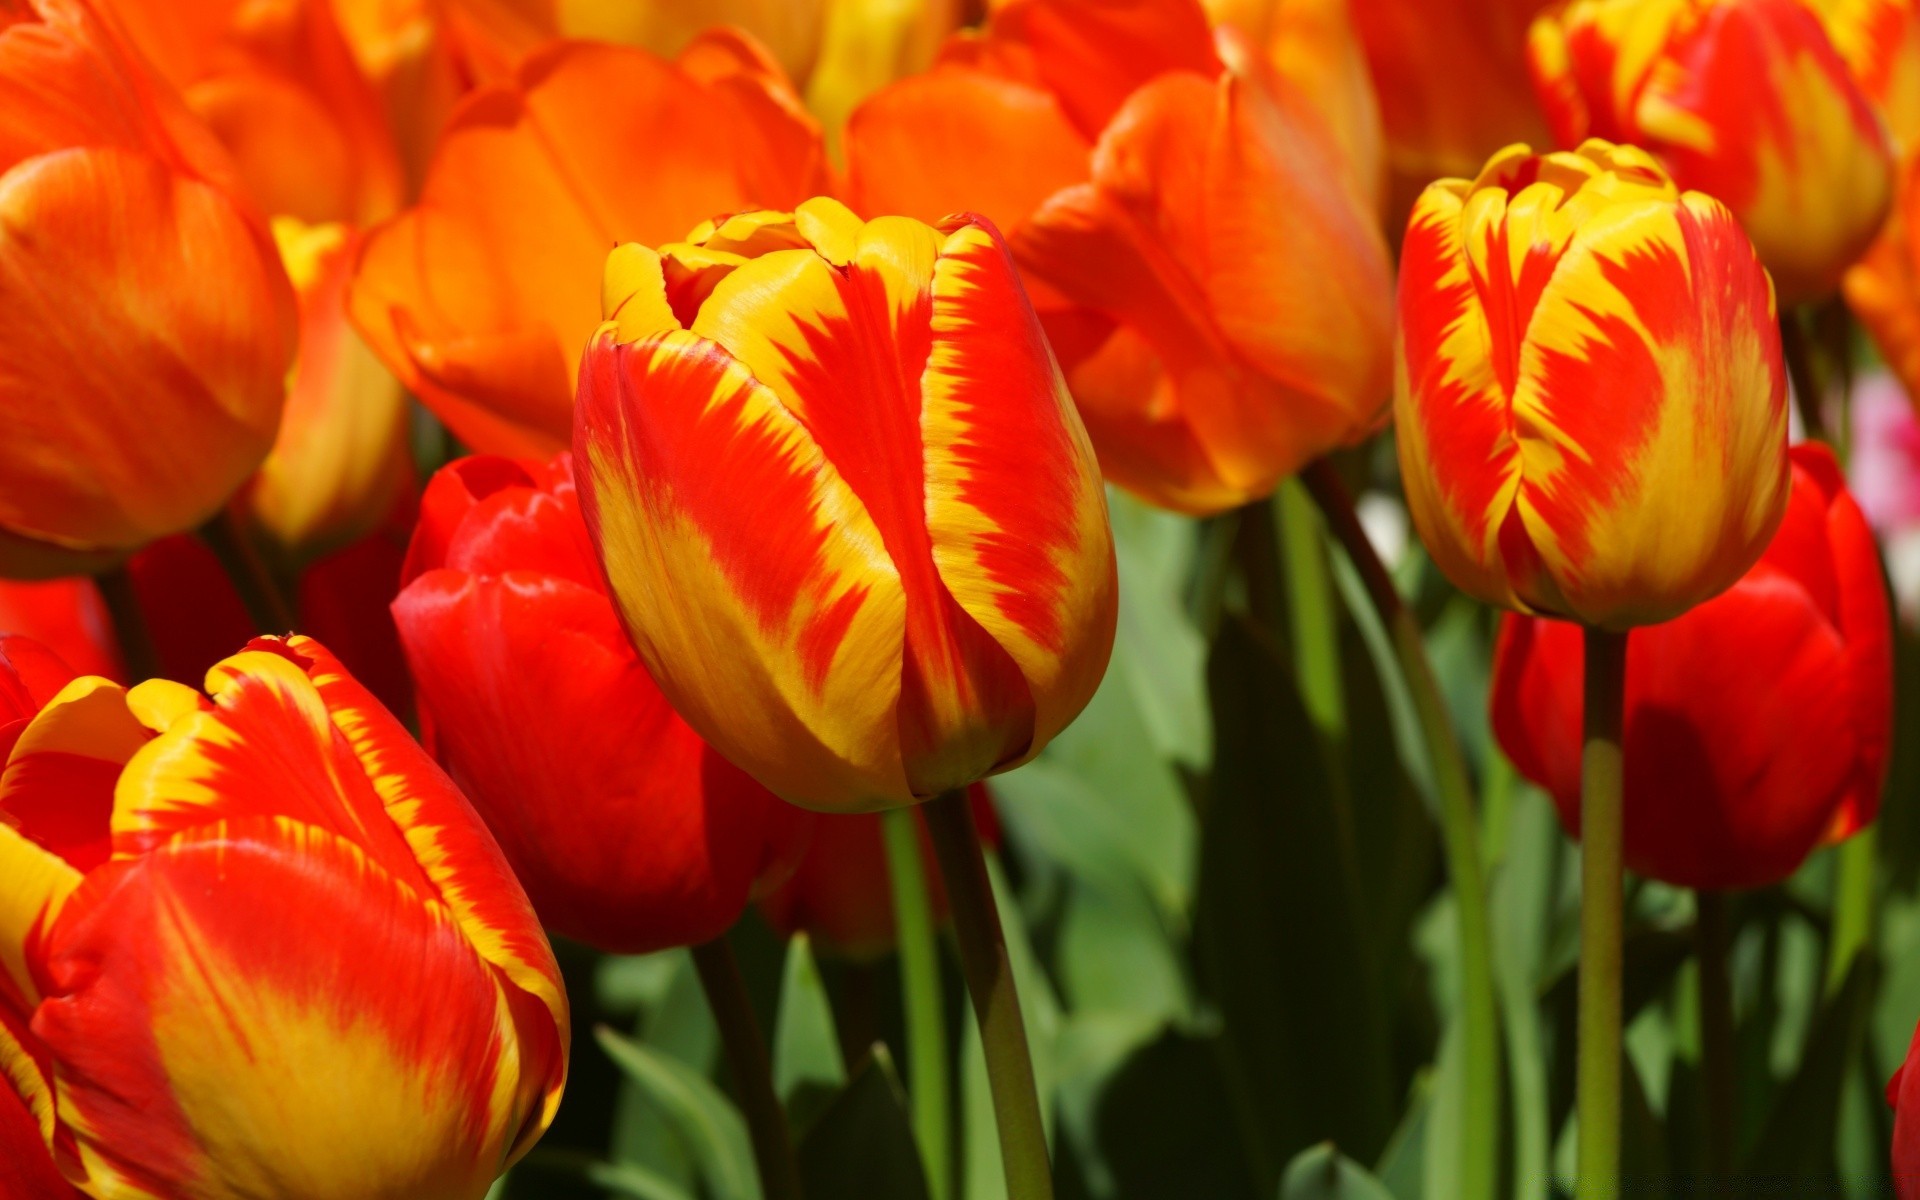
[845, 0, 1393, 514]
[99, 0, 404, 225]
[0, 0, 297, 578]
[236, 218, 412, 570]
[1527, 0, 1894, 305]
[1, 1080, 78, 1199]
[1395, 140, 1790, 630]
[1895, 1018, 1920, 1197]
[393, 452, 812, 952]
[575, 199, 1117, 812]
[1491, 443, 1891, 889]
[761, 784, 999, 961]
[1349, 0, 1554, 218]
[0, 635, 568, 1199]
[0, 580, 122, 683]
[348, 31, 828, 458]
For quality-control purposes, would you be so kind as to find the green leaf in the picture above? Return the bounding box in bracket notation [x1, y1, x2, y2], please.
[1195, 615, 1396, 1186]
[798, 1045, 932, 1200]
[1744, 953, 1880, 1180]
[595, 1024, 761, 1200]
[772, 932, 847, 1130]
[609, 950, 718, 1186]
[586, 1160, 700, 1200]
[1280, 1143, 1396, 1200]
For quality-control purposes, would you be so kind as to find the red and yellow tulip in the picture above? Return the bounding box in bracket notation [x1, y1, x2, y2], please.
[1395, 140, 1790, 629]
[349, 30, 828, 458]
[393, 453, 813, 953]
[0, 0, 297, 578]
[1491, 443, 1891, 889]
[1527, 0, 1894, 304]
[575, 200, 1118, 812]
[0, 635, 568, 1198]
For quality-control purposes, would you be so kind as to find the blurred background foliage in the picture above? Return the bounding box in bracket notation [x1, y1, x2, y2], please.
[494, 433, 1910, 1200]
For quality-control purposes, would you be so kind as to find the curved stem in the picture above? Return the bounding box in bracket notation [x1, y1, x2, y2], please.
[1694, 890, 1736, 1181]
[882, 807, 952, 1200]
[1577, 627, 1628, 1200]
[689, 938, 804, 1200]
[95, 565, 159, 682]
[1301, 459, 1500, 1200]
[923, 788, 1052, 1200]
[199, 508, 298, 635]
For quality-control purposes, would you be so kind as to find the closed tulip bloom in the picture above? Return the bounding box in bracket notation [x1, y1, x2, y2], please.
[0, 635, 568, 1199]
[1527, 0, 1894, 304]
[349, 31, 827, 458]
[1491, 444, 1891, 888]
[1396, 140, 1789, 629]
[0, 0, 297, 578]
[237, 218, 412, 570]
[393, 453, 812, 952]
[761, 784, 998, 961]
[576, 199, 1118, 812]
[100, 0, 405, 225]
[0, 580, 122, 683]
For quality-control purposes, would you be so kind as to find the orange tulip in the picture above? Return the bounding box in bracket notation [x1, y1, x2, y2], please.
[846, 0, 1393, 514]
[348, 30, 827, 457]
[0, 0, 297, 578]
[1528, 0, 1894, 304]
[0, 636, 567, 1199]
[1396, 141, 1790, 629]
[100, 0, 404, 225]
[1349, 0, 1554, 218]
[575, 200, 1117, 812]
[235, 218, 412, 569]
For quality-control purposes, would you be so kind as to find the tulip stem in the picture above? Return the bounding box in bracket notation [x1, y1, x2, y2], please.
[1826, 827, 1877, 996]
[95, 566, 159, 682]
[1301, 459, 1501, 1200]
[923, 787, 1052, 1200]
[1694, 889, 1737, 1181]
[1578, 626, 1628, 1200]
[689, 937, 804, 1200]
[882, 807, 952, 1200]
[199, 509, 298, 635]
[1780, 310, 1827, 443]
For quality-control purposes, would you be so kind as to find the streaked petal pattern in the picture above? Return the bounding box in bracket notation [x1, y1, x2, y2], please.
[576, 203, 1116, 812]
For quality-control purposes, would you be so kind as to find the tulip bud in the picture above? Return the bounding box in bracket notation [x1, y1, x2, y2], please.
[393, 452, 814, 953]
[761, 784, 999, 960]
[1395, 140, 1790, 629]
[576, 199, 1118, 812]
[1527, 0, 1894, 305]
[0, 0, 297, 578]
[0, 635, 568, 1198]
[349, 30, 828, 458]
[1492, 444, 1892, 888]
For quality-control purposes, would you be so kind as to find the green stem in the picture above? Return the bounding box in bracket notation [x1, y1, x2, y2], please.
[1826, 828, 1876, 996]
[1779, 310, 1827, 444]
[1577, 627, 1628, 1200]
[95, 565, 159, 682]
[1276, 478, 1346, 743]
[199, 509, 298, 635]
[689, 938, 804, 1200]
[1300, 459, 1500, 1200]
[882, 808, 952, 1200]
[922, 788, 1052, 1200]
[1694, 890, 1736, 1181]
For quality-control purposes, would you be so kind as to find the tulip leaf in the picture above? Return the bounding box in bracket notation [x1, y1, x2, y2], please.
[772, 932, 847, 1131]
[609, 950, 718, 1187]
[797, 1044, 931, 1200]
[586, 1160, 699, 1200]
[595, 1024, 761, 1200]
[1744, 953, 1878, 1180]
[1279, 1143, 1396, 1200]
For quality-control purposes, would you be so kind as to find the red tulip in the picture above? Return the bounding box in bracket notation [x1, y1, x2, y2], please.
[0, 580, 122, 683]
[393, 453, 812, 953]
[1491, 443, 1892, 889]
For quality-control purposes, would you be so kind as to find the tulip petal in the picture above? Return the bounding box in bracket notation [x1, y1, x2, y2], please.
[1, 677, 146, 878]
[33, 814, 539, 1200]
[0, 146, 293, 554]
[576, 326, 914, 810]
[922, 218, 1115, 761]
[986, 0, 1220, 139]
[0, 825, 79, 1007]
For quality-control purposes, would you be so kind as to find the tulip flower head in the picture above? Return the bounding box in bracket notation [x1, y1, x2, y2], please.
[1395, 140, 1790, 629]
[1527, 0, 1894, 304]
[394, 453, 813, 953]
[1492, 444, 1892, 889]
[0, 636, 568, 1199]
[576, 199, 1118, 813]
[0, 0, 297, 578]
